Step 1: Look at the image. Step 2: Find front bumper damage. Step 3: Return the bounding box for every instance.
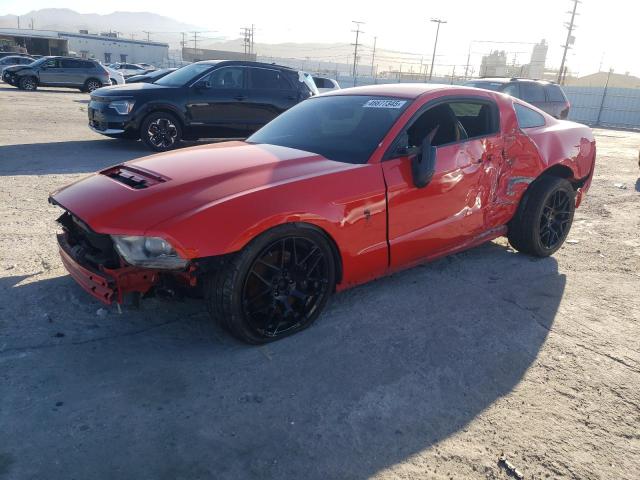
[57,231,160,304]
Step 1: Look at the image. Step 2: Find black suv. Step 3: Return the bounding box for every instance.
[88,60,319,151]
[3,56,110,92]
[464,78,570,119]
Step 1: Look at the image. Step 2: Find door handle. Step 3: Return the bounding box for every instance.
[234,95,247,101]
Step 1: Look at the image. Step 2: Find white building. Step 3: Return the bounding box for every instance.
[0,28,169,66]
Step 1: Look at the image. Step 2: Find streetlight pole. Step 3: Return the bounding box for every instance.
[429,18,447,81]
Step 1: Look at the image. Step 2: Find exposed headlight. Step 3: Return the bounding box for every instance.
[110,235,187,269]
[108,99,135,115]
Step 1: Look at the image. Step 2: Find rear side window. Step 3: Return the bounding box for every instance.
[545,85,566,102]
[314,77,330,88]
[502,83,519,97]
[520,83,546,103]
[20,58,33,64]
[250,68,292,90]
[514,103,546,128]
[61,59,81,68]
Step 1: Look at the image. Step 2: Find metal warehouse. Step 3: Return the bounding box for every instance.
[0,28,169,65]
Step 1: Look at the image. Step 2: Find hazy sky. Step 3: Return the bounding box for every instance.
[1,0,638,76]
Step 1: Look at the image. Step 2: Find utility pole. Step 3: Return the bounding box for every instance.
[464,42,472,79]
[351,21,364,87]
[429,18,447,81]
[558,0,580,84]
[251,24,255,56]
[143,31,151,42]
[370,36,377,77]
[191,31,200,51]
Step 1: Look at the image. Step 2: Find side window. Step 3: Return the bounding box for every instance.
[545,85,566,102]
[21,58,32,64]
[502,83,519,98]
[520,83,546,103]
[43,58,59,68]
[61,59,81,68]
[313,77,327,88]
[405,103,465,148]
[449,101,498,138]
[250,68,292,90]
[514,103,546,128]
[205,67,245,89]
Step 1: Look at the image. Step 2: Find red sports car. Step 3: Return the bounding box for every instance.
[50,84,596,343]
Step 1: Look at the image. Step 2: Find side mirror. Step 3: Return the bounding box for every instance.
[411,128,439,188]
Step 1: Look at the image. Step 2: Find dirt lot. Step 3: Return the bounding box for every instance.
[0,85,639,480]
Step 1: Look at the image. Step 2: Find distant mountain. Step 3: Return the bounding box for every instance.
[0,8,200,43]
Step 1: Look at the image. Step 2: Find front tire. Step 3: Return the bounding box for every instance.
[19,76,37,91]
[508,176,575,257]
[140,111,182,151]
[205,225,337,344]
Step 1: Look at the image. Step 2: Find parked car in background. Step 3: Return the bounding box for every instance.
[88,60,319,151]
[313,76,340,93]
[0,55,34,76]
[3,56,110,92]
[137,63,156,71]
[104,65,125,85]
[0,52,32,60]
[108,63,149,78]
[52,84,596,343]
[464,78,571,119]
[126,68,176,84]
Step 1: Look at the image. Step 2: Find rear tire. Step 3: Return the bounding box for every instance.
[140,111,183,152]
[19,76,37,91]
[84,78,102,93]
[205,224,336,344]
[508,176,575,257]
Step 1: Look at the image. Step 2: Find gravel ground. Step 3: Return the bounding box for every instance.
[0,85,639,480]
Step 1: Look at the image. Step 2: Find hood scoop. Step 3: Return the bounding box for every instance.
[101,165,168,190]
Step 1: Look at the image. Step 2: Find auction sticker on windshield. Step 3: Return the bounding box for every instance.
[363,99,407,108]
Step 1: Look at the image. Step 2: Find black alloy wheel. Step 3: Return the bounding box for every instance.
[19,76,37,91]
[242,236,331,338]
[206,225,337,344]
[85,79,102,92]
[539,189,572,249]
[141,112,183,151]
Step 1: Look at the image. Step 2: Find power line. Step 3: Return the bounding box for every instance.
[351,21,365,86]
[558,0,580,84]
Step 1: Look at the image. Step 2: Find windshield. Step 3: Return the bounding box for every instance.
[248,95,410,164]
[155,63,214,87]
[27,57,48,67]
[464,81,504,91]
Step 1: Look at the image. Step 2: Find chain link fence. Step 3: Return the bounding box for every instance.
[332,75,640,130]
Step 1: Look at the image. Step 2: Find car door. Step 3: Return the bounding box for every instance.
[39,58,64,84]
[381,97,504,269]
[186,66,252,137]
[59,58,84,85]
[245,67,299,131]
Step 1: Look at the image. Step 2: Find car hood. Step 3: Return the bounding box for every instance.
[90,82,173,97]
[4,64,31,73]
[50,142,362,235]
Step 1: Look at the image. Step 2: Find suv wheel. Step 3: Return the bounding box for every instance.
[19,76,37,91]
[141,112,183,151]
[84,79,102,93]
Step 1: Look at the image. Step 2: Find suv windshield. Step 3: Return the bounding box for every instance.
[155,63,215,87]
[248,95,409,164]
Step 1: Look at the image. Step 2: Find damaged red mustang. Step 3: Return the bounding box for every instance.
[50,84,596,343]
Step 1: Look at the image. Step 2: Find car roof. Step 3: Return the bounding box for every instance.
[472,77,558,85]
[193,60,298,72]
[322,83,460,99]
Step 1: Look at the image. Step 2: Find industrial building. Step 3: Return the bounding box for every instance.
[0,28,169,65]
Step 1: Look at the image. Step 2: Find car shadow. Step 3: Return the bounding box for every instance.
[0,86,85,94]
[0,139,225,176]
[0,139,151,176]
[0,242,565,479]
